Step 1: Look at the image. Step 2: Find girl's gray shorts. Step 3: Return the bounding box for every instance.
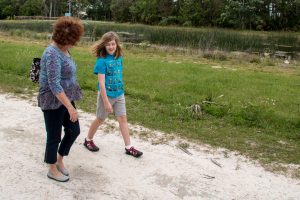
[96,93,126,119]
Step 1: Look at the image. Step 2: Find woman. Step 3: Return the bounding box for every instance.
[38,16,84,182]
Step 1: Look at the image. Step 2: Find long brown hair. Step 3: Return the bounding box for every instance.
[91,31,122,58]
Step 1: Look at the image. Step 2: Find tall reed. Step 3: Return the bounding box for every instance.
[0,20,299,53]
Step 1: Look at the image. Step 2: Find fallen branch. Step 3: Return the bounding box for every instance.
[210,158,222,168]
[202,100,217,104]
[202,174,215,179]
[176,144,193,155]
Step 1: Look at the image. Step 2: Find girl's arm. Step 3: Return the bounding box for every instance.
[98,74,113,113]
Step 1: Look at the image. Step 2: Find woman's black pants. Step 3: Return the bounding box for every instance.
[42,103,80,164]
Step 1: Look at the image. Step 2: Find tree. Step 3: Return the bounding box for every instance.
[20,0,43,16]
[110,0,134,22]
[2,5,15,18]
[72,0,90,18]
[178,0,204,26]
[158,0,174,18]
[0,0,25,19]
[201,0,224,27]
[219,0,264,30]
[86,0,112,20]
[269,0,300,30]
[0,0,298,30]
[130,0,160,24]
[39,0,69,17]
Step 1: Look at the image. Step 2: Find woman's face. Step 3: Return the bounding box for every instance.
[105,39,117,55]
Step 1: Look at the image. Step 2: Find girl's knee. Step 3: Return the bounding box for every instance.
[117,115,127,123]
[96,117,105,124]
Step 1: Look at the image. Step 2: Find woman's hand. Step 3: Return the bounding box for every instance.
[104,101,113,113]
[55,92,78,122]
[67,106,78,122]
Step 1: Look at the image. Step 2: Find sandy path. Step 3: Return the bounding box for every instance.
[0,93,299,200]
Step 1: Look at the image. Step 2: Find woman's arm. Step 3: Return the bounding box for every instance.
[55,92,78,122]
[45,51,78,122]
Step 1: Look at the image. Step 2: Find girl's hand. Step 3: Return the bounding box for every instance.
[104,101,113,113]
[67,106,78,122]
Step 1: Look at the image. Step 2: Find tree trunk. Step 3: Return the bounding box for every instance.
[53,1,56,17]
[49,1,52,18]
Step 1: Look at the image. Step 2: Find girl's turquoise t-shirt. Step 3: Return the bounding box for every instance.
[93,54,124,98]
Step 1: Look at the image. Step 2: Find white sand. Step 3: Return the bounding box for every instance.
[0,93,299,200]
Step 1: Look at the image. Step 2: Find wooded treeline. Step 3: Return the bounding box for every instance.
[0,0,299,31]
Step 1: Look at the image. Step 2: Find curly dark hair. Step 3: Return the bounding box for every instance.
[52,16,84,46]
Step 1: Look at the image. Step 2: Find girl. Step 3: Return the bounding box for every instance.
[84,31,143,158]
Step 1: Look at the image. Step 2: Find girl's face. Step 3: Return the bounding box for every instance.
[105,39,117,55]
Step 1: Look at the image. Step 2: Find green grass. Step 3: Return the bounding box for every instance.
[0,35,299,177]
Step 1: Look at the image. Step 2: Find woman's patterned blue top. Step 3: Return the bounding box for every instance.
[38,45,82,110]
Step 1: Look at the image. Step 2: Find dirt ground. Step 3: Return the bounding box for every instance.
[0,93,299,200]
